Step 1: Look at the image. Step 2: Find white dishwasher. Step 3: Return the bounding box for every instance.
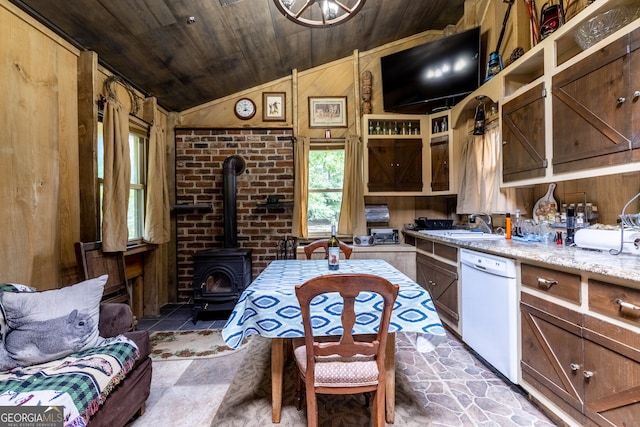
[460,248,518,384]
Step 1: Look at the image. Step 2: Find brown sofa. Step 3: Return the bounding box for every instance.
[89,303,152,426]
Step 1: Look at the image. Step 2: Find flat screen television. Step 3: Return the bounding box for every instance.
[381,27,481,114]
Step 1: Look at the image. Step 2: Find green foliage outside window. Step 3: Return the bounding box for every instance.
[308,148,344,234]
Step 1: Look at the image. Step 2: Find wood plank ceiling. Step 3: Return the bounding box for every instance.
[10,0,465,112]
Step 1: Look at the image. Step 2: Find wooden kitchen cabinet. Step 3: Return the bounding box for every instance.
[363,113,458,195]
[521,277,640,425]
[551,28,640,174]
[429,135,449,192]
[501,82,547,183]
[521,263,581,304]
[367,139,422,192]
[416,250,459,331]
[521,293,584,423]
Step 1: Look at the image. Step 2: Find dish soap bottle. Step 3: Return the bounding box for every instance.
[328,224,340,270]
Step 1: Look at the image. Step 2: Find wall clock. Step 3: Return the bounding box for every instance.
[234,98,256,120]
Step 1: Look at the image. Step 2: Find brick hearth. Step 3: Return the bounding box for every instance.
[174,128,294,302]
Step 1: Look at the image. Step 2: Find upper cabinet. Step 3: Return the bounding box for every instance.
[498,0,640,186]
[364,115,424,194]
[502,82,547,183]
[363,113,456,196]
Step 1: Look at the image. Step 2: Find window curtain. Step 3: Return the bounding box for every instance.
[457,124,515,214]
[144,106,170,244]
[292,136,310,238]
[338,134,366,235]
[102,97,131,252]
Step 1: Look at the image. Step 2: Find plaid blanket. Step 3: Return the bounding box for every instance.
[0,335,139,427]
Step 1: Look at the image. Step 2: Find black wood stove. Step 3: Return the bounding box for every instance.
[192,155,252,322]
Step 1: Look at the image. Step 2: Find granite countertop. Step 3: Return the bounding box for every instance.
[404,230,640,285]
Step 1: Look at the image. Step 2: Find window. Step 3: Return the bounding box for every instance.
[97,120,149,241]
[307,142,344,235]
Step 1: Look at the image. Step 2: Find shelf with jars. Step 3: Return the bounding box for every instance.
[365,116,422,137]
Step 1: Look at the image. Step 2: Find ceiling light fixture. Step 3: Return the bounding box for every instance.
[274,0,366,28]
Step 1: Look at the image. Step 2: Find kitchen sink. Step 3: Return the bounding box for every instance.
[418,229,505,241]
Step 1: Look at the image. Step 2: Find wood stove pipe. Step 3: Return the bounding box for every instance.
[222,155,246,248]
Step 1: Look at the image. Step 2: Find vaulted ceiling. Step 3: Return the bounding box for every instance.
[11,0,466,111]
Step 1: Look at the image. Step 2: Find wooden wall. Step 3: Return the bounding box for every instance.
[0,1,174,314]
[0,1,81,288]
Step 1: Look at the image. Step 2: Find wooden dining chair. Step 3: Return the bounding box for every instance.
[303,239,353,260]
[74,241,136,329]
[293,273,399,427]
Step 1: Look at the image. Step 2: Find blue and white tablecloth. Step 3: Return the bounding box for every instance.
[222,260,446,350]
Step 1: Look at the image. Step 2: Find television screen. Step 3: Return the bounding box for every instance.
[381,27,481,114]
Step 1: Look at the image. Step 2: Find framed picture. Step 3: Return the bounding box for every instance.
[308,96,347,128]
[262,92,286,121]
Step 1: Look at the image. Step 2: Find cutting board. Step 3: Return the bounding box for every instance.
[532,183,557,224]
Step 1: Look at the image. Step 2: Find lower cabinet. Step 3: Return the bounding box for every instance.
[416,247,459,332]
[521,291,640,426]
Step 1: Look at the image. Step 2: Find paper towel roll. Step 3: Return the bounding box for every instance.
[574,228,640,255]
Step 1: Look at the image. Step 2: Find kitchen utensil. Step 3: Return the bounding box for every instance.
[532,183,557,224]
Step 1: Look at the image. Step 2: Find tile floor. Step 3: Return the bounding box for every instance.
[134,303,559,426]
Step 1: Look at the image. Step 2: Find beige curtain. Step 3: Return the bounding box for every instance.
[292,136,310,237]
[338,134,366,235]
[457,124,515,214]
[144,107,170,244]
[102,98,131,252]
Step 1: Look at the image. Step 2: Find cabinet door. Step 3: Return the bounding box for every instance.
[521,294,585,423]
[367,140,396,192]
[502,82,547,182]
[416,254,458,326]
[582,315,640,426]
[631,27,640,153]
[394,140,423,191]
[430,135,449,192]
[552,33,632,173]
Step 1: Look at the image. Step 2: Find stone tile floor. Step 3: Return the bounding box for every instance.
[133,304,559,426]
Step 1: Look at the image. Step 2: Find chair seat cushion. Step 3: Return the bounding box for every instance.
[293,345,379,388]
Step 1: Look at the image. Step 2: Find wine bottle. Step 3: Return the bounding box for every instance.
[327,224,339,271]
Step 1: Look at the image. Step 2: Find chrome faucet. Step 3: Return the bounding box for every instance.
[469,212,493,233]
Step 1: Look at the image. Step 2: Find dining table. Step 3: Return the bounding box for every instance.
[221,259,446,424]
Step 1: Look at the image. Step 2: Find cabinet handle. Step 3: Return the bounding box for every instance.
[583,370,594,379]
[537,276,558,289]
[615,298,640,311]
[570,363,580,372]
[634,91,640,98]
[617,97,626,104]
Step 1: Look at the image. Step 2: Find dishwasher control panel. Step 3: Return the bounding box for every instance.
[460,249,516,278]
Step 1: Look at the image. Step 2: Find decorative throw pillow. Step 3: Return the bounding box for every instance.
[0,283,36,343]
[0,275,107,370]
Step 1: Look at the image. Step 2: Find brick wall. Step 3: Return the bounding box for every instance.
[174,128,295,302]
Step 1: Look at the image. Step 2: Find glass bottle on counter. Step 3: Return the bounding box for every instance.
[505,213,512,239]
[585,202,593,222]
[513,209,522,237]
[566,207,576,245]
[328,224,339,270]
